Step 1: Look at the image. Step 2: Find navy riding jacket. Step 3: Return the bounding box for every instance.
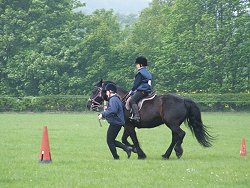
[132,67,152,93]
[101,95,125,126]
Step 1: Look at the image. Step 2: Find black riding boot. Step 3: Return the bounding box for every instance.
[130,104,140,122]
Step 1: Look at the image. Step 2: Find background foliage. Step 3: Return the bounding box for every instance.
[0,93,249,112]
[0,0,249,97]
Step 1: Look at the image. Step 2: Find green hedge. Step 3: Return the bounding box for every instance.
[0,93,249,112]
[182,93,250,111]
[0,96,89,112]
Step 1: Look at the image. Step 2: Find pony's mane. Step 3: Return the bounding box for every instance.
[103,80,116,85]
[94,79,128,94]
[93,80,115,87]
[103,80,128,93]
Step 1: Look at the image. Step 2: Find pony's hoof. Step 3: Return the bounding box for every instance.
[161,155,169,160]
[174,146,183,159]
[176,154,182,159]
[138,155,146,160]
[138,157,146,160]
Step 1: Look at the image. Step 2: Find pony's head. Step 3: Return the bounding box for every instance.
[86,85,103,111]
[87,79,116,111]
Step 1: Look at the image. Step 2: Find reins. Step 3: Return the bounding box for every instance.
[121,92,130,103]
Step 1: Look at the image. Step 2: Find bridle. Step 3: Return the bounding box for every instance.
[88,87,104,110]
[88,83,129,111]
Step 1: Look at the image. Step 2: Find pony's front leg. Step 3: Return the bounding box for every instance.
[125,124,146,159]
[121,127,132,146]
[121,127,137,153]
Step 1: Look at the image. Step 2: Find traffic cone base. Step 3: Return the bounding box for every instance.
[39,126,52,163]
[39,151,52,163]
[240,138,247,157]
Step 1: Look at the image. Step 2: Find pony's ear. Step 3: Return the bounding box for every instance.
[94,79,102,87]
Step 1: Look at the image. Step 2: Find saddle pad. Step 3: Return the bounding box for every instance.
[125,93,156,111]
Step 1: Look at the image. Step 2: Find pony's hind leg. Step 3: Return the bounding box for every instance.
[162,125,185,159]
[174,129,186,159]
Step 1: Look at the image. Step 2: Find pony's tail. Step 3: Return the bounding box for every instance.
[184,98,214,147]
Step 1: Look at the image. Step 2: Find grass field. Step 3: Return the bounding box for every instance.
[0,112,249,188]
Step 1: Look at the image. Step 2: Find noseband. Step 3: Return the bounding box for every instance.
[88,87,104,110]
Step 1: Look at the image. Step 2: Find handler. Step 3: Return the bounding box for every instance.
[98,83,132,160]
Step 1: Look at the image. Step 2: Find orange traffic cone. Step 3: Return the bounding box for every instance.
[39,126,52,163]
[240,138,247,157]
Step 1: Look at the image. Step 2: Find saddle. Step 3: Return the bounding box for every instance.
[125,91,156,111]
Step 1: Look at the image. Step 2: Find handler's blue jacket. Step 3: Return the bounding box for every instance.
[132,67,152,93]
[101,95,125,126]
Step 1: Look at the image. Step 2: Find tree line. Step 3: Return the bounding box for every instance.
[0,0,249,97]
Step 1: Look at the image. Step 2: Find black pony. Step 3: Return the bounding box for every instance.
[87,80,213,159]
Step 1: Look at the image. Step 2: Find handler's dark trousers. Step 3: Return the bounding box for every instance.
[129,91,148,120]
[107,125,127,159]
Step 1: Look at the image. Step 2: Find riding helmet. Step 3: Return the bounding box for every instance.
[135,56,148,66]
[105,83,117,93]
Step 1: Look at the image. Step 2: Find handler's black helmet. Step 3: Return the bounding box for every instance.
[105,83,117,93]
[135,56,148,66]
